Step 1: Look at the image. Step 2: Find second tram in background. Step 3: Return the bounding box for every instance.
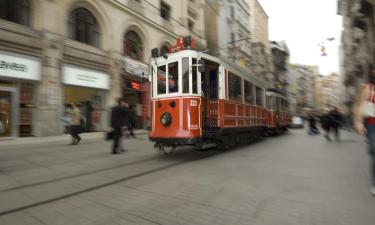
[149,37,291,153]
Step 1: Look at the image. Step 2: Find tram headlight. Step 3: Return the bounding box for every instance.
[160,112,172,127]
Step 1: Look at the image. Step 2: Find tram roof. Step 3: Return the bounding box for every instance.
[151,49,268,89]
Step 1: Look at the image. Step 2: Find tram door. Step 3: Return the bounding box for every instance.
[202,62,219,132]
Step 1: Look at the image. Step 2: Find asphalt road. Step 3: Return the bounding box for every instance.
[0,129,374,225]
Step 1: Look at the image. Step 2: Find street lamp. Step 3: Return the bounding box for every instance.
[318,37,335,56]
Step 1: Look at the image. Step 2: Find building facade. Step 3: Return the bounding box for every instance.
[205,0,252,70]
[337,0,374,110]
[315,73,341,112]
[248,0,273,83]
[249,0,270,51]
[271,41,289,93]
[0,0,207,138]
[288,64,319,116]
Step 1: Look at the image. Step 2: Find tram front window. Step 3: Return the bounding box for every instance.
[156,61,180,95]
[168,61,178,93]
[157,65,166,95]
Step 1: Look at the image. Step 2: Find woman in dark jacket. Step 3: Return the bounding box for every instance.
[308,112,319,135]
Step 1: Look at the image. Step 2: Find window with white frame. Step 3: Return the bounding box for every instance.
[228,72,242,102]
[255,86,264,107]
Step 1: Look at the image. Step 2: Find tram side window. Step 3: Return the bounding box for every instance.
[182,57,189,93]
[255,86,263,107]
[276,97,281,111]
[168,61,179,93]
[228,72,242,102]
[266,96,272,109]
[244,80,254,105]
[192,59,198,94]
[157,65,166,95]
[273,97,277,110]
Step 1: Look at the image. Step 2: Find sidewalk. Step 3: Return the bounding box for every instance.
[0,129,149,147]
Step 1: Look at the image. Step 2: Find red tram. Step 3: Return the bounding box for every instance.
[149,37,291,153]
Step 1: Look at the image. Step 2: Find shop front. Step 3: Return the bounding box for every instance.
[123,57,150,129]
[62,64,109,133]
[0,51,41,138]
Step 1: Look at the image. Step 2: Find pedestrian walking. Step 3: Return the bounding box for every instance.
[353,76,375,196]
[307,111,319,135]
[328,107,343,142]
[68,103,82,145]
[127,104,137,138]
[320,110,331,141]
[110,98,129,154]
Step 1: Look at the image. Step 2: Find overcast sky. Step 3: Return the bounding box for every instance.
[258,0,343,75]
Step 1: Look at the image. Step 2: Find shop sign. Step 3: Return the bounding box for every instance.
[130,81,140,90]
[0,51,41,81]
[124,57,149,77]
[62,64,109,90]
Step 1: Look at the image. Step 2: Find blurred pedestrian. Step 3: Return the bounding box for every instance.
[110,98,129,154]
[308,111,320,135]
[328,107,343,142]
[68,103,82,145]
[127,104,136,138]
[353,74,375,196]
[343,113,353,131]
[320,110,331,141]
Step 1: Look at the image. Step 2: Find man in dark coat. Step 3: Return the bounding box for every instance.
[110,98,129,154]
[328,107,343,142]
[127,104,137,138]
[320,111,331,141]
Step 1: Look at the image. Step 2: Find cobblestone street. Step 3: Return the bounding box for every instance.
[0,129,374,225]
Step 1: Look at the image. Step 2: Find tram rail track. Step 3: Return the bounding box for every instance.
[0,155,157,193]
[0,149,219,216]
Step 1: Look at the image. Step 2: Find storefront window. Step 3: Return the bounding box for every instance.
[19,83,33,137]
[0,90,12,137]
[64,86,107,132]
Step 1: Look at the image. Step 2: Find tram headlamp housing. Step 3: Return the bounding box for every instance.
[160,112,172,127]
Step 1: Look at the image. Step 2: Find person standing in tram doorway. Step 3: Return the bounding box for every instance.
[69,103,82,145]
[110,98,129,154]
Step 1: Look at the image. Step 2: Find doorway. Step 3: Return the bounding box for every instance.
[202,61,219,130]
[0,87,17,137]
